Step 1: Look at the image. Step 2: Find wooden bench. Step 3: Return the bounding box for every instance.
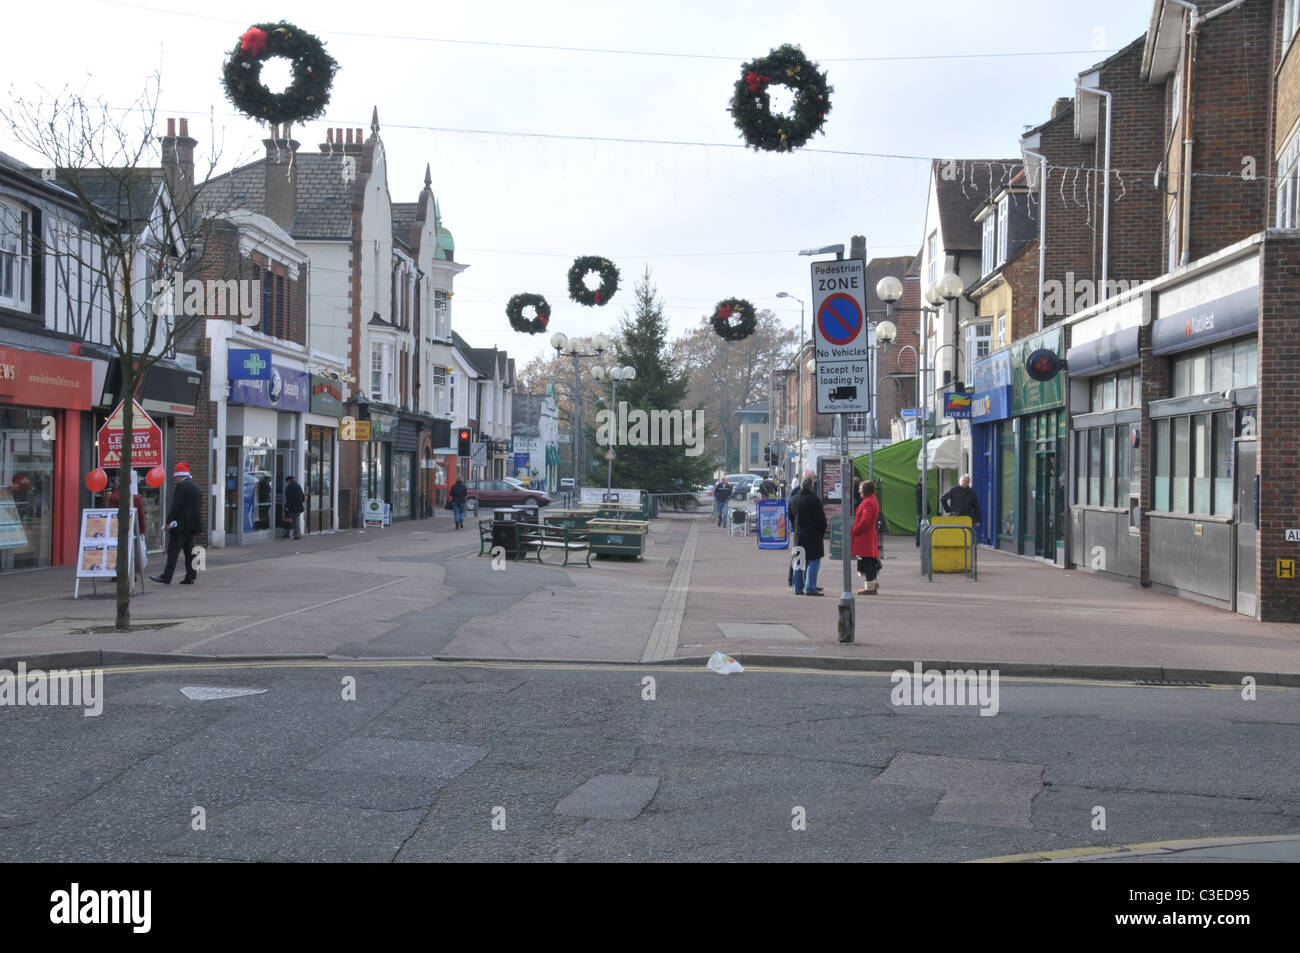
[517,522,592,567]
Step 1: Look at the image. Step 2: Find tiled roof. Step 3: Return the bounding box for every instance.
[201,151,355,241]
[392,203,417,247]
[934,159,1022,251]
[59,168,165,225]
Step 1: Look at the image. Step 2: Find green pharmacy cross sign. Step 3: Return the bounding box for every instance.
[229,348,273,381]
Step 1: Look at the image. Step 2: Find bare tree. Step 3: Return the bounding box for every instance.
[1,76,231,629]
[671,309,796,470]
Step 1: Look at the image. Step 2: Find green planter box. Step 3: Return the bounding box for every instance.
[587,519,648,559]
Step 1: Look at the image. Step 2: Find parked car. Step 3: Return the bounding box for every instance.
[725,473,759,499]
[465,480,551,509]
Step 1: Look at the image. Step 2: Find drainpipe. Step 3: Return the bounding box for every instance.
[1023,149,1048,330]
[1075,84,1112,302]
[1167,0,1248,267]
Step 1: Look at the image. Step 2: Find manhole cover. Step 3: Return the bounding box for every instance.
[716,622,808,642]
[180,686,268,700]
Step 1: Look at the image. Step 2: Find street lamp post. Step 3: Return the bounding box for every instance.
[551,331,610,504]
[869,319,899,481]
[592,363,636,501]
[775,291,804,484]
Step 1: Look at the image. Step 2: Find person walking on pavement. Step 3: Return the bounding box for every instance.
[713,476,733,528]
[150,462,203,586]
[789,476,826,596]
[851,479,882,596]
[940,473,982,525]
[282,475,305,539]
[786,469,813,589]
[449,478,468,529]
[915,477,931,547]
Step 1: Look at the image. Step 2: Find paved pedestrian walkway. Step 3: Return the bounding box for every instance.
[0,512,1297,684]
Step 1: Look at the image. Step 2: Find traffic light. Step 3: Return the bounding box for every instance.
[457,428,472,456]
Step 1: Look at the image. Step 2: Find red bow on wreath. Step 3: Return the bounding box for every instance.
[717,304,733,321]
[744,71,771,94]
[539,315,549,327]
[593,291,603,305]
[240,27,269,58]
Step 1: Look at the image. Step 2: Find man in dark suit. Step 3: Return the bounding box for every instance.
[151,462,204,585]
[283,475,305,539]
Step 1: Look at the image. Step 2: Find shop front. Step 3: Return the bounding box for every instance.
[1146,256,1258,613]
[225,362,307,544]
[305,373,343,534]
[0,345,93,572]
[1066,295,1144,582]
[1006,327,1067,563]
[432,451,456,509]
[969,349,1012,549]
[359,409,397,520]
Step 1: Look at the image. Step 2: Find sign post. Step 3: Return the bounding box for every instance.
[811,254,868,645]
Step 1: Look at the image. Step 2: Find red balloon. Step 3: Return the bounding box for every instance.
[85,468,108,493]
[146,465,166,488]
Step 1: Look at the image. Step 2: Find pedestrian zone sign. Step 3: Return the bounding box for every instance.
[811,257,870,414]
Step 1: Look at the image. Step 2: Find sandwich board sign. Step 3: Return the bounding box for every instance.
[811,258,870,414]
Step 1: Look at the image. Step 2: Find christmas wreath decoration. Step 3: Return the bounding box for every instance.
[710,298,757,342]
[222,21,339,125]
[506,293,552,335]
[728,44,832,153]
[567,256,620,307]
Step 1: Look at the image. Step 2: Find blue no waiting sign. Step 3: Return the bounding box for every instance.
[817,293,862,346]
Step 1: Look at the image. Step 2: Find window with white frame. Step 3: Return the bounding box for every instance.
[996,196,1009,266]
[996,312,1008,349]
[432,366,447,416]
[981,214,995,276]
[1170,64,1182,129]
[965,322,992,383]
[1287,0,1300,52]
[0,200,33,310]
[434,289,449,338]
[926,233,938,288]
[1277,130,1300,229]
[370,340,394,403]
[449,373,456,413]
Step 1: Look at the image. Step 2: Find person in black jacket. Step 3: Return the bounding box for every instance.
[151,462,203,585]
[283,475,305,539]
[789,477,826,595]
[449,478,468,529]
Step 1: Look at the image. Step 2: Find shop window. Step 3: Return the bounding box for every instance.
[1116,428,1131,503]
[0,407,54,571]
[0,200,32,310]
[1000,425,1016,538]
[1232,338,1257,389]
[1075,431,1087,505]
[1192,415,1211,513]
[1103,376,1116,410]
[1117,372,1131,409]
[1102,427,1116,508]
[1154,418,1170,512]
[1171,417,1189,511]
[1088,429,1101,504]
[1172,339,1256,397]
[1212,412,1233,514]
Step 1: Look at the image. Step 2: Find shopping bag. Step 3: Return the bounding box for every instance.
[707,651,744,675]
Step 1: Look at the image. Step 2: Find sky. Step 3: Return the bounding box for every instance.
[3,0,1155,369]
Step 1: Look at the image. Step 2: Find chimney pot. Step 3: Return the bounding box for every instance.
[326,128,333,144]
[345,129,353,145]
[355,128,362,143]
[179,117,188,137]
[167,118,176,137]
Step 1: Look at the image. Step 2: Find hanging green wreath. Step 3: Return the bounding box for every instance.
[710,298,757,342]
[728,44,832,153]
[506,293,552,335]
[222,21,339,125]
[567,256,620,307]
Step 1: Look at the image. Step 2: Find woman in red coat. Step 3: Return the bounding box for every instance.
[850,479,882,595]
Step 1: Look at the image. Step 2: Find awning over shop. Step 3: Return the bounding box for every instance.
[917,434,962,471]
[545,445,561,466]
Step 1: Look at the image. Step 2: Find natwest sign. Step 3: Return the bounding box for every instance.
[98,399,162,468]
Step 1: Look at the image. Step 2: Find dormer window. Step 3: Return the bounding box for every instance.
[981,213,995,276]
[0,200,32,311]
[996,196,1009,266]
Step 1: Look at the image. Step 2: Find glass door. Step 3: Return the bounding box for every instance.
[1235,439,1257,617]
[1035,448,1057,559]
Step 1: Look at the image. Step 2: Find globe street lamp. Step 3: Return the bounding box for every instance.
[593,363,636,501]
[551,331,610,502]
[876,272,964,536]
[869,318,898,481]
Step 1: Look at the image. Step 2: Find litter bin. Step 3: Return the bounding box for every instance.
[929,515,974,572]
[587,518,649,559]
